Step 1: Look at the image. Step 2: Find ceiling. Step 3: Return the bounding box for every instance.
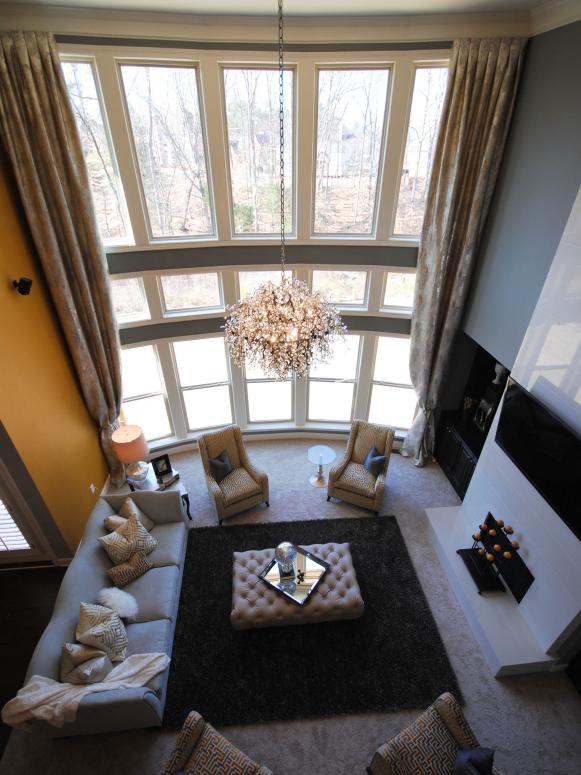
[6,0,545,16]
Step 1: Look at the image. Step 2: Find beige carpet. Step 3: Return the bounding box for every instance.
[2,440,581,775]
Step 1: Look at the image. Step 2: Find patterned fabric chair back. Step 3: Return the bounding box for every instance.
[198,425,241,472]
[351,421,391,464]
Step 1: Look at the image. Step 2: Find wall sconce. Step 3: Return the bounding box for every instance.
[12,277,33,295]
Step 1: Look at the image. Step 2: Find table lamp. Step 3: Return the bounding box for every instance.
[111,425,150,485]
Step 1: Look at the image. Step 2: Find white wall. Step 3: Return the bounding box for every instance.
[463,185,581,656]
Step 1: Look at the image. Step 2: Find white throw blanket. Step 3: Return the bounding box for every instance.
[1,653,170,729]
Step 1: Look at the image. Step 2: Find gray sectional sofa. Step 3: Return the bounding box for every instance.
[24,490,188,737]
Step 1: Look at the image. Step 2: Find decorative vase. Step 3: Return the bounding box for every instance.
[275,541,297,578]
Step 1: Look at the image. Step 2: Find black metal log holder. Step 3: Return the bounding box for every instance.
[457,512,535,603]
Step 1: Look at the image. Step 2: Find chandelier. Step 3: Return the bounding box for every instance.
[224,0,345,381]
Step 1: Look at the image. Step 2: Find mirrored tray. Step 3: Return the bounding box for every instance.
[259,546,329,606]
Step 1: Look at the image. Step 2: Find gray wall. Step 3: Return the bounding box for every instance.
[463,21,581,370]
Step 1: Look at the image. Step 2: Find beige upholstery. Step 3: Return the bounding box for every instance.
[231,542,364,630]
[328,420,395,514]
[163,710,272,775]
[197,425,269,524]
[367,692,502,775]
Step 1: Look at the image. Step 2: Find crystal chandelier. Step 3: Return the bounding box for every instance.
[224,0,345,381]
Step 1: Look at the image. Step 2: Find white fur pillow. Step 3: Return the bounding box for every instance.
[97,588,139,621]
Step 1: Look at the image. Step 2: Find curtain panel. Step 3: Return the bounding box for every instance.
[0,31,124,484]
[402,37,527,466]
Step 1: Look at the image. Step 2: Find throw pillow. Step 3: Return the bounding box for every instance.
[97,587,139,620]
[107,551,153,588]
[454,748,495,775]
[76,602,128,663]
[59,643,112,684]
[98,514,158,564]
[209,449,234,484]
[117,498,155,531]
[363,446,386,479]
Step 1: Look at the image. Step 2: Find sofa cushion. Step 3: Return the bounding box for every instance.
[125,619,173,694]
[336,462,376,498]
[123,565,181,623]
[118,498,155,531]
[149,522,187,568]
[219,468,261,506]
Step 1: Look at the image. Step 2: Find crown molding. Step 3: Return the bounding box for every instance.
[530,0,581,35]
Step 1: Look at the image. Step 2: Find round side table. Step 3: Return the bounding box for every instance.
[307,444,336,488]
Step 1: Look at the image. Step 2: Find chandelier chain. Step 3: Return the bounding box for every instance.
[278,0,286,275]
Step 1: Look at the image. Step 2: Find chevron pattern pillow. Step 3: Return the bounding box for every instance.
[76,603,128,662]
[107,551,153,588]
[98,513,158,564]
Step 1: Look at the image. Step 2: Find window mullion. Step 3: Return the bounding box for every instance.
[353,333,376,421]
[375,57,415,242]
[367,269,384,314]
[296,59,315,241]
[141,274,163,322]
[93,52,150,246]
[156,341,188,440]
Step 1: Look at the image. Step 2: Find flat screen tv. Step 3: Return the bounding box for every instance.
[495,379,581,541]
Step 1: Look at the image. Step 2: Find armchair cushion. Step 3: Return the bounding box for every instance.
[209,449,234,484]
[336,462,376,498]
[363,446,385,479]
[219,467,262,506]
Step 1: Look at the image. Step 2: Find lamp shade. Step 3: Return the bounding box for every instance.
[111,425,149,464]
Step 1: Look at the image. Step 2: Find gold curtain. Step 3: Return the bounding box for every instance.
[401,37,527,466]
[0,32,124,484]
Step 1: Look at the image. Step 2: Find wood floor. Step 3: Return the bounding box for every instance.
[0,566,66,758]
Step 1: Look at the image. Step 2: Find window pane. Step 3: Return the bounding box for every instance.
[183,385,232,430]
[173,338,228,387]
[111,278,150,322]
[61,61,129,244]
[120,64,213,239]
[383,272,416,308]
[308,382,354,422]
[368,384,417,429]
[224,68,293,234]
[247,381,292,422]
[310,335,360,380]
[314,69,389,235]
[0,498,31,552]
[393,67,448,236]
[239,270,292,299]
[160,273,221,311]
[312,270,367,305]
[374,337,412,385]
[121,346,163,398]
[120,395,171,440]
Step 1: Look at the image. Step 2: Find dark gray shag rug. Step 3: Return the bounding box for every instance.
[164,516,461,728]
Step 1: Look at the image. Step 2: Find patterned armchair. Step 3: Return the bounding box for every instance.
[367,693,502,775]
[198,425,269,525]
[327,420,395,515]
[163,711,273,775]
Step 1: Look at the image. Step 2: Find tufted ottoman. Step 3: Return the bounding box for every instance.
[230,542,364,629]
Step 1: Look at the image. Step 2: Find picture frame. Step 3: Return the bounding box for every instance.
[151,454,172,482]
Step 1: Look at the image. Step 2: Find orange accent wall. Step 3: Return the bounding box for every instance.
[0,156,108,553]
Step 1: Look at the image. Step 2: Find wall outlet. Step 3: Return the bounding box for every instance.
[89,483,96,494]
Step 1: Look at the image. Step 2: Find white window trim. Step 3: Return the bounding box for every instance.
[306,334,363,424]
[367,333,418,431]
[157,269,225,318]
[379,266,417,317]
[120,341,174,441]
[309,267,370,311]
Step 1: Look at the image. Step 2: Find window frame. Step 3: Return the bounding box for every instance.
[111,274,151,324]
[368,334,417,431]
[244,368,295,424]
[380,267,417,316]
[119,343,174,441]
[307,334,362,423]
[309,267,370,310]
[157,269,224,317]
[220,63,297,240]
[170,334,235,432]
[116,56,217,244]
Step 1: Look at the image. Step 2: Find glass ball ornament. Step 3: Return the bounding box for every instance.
[275,541,297,577]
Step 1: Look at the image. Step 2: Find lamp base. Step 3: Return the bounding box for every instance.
[126,460,149,484]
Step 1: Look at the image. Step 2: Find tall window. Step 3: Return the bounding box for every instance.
[160,272,222,313]
[120,345,172,440]
[393,66,448,237]
[223,68,294,235]
[314,68,390,235]
[368,336,416,429]
[61,60,131,245]
[383,271,416,310]
[111,277,150,323]
[0,498,31,553]
[120,64,214,240]
[238,270,292,299]
[245,361,293,423]
[308,335,361,422]
[172,337,232,430]
[312,270,368,306]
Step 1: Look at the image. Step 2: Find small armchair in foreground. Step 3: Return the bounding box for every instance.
[367,692,502,775]
[327,420,395,515]
[163,711,273,775]
[198,424,269,525]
